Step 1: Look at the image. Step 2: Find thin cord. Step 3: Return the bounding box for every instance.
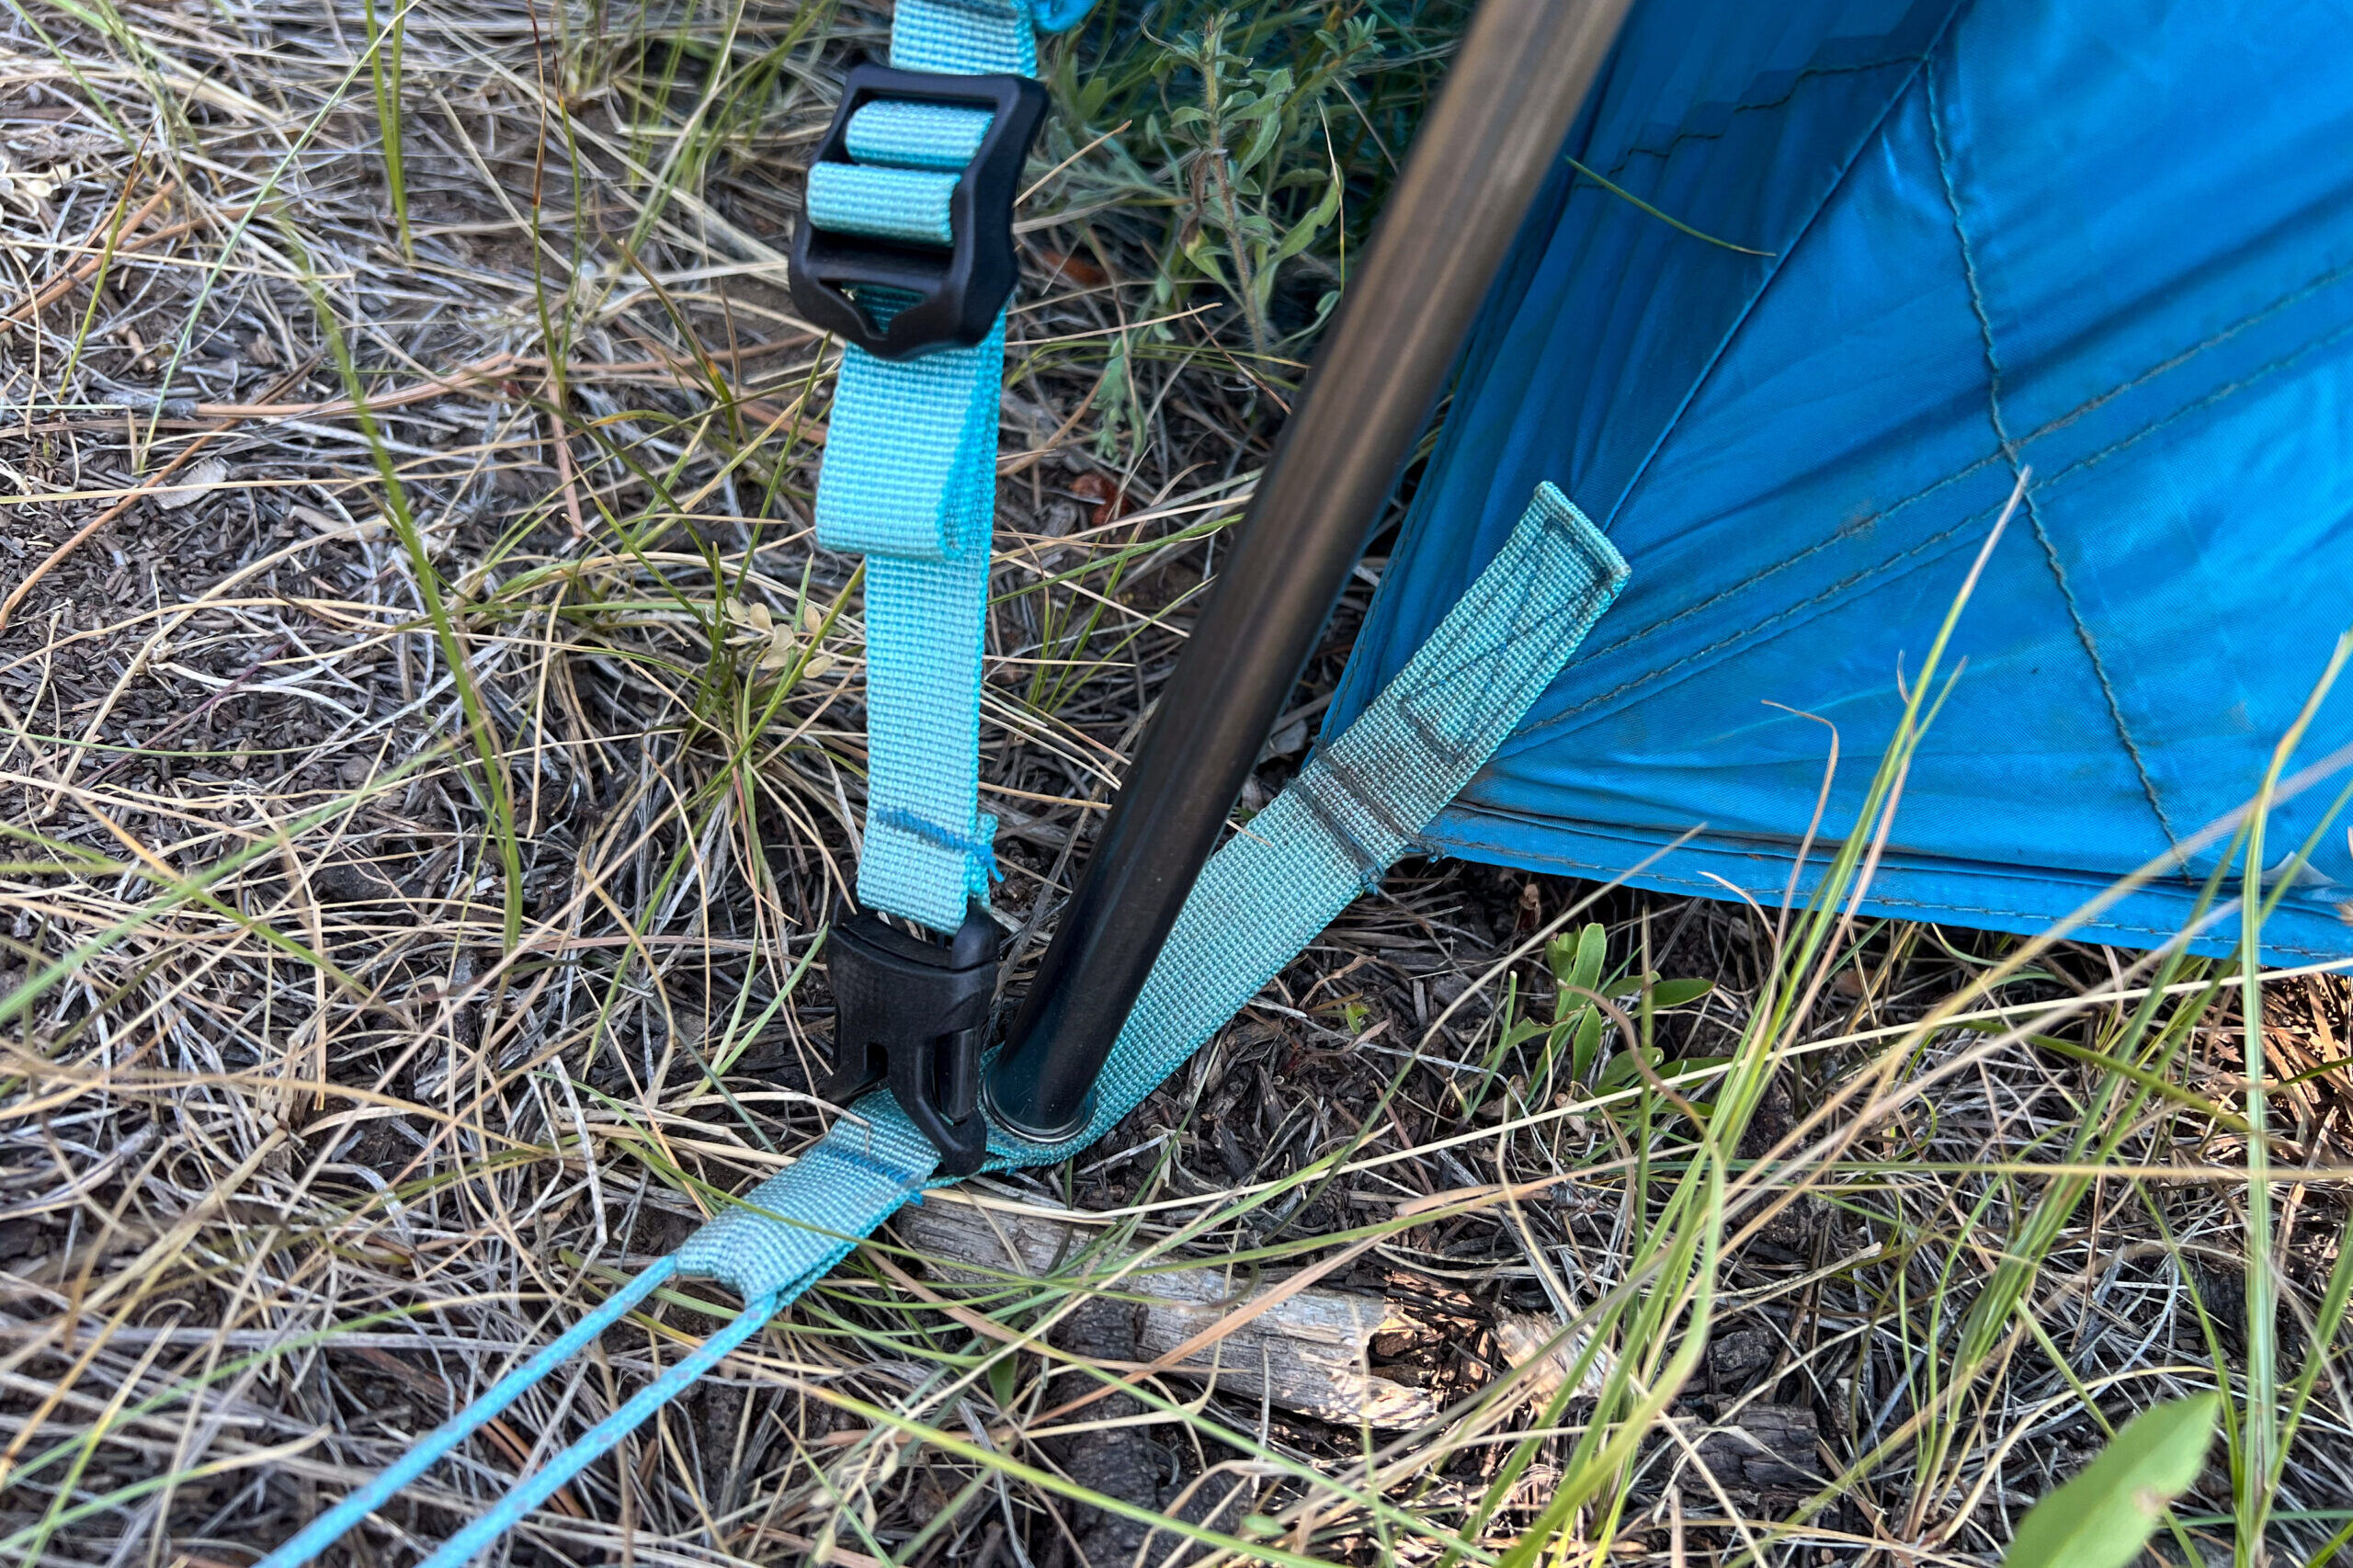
[258,1258,680,1568]
[414,1290,781,1568]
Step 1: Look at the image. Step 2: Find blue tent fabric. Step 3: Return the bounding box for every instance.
[1328,0,2353,960]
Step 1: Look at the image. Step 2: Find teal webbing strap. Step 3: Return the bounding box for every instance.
[260,6,1051,1563]
[847,101,996,168]
[892,0,1041,74]
[806,162,963,244]
[811,0,1040,933]
[262,483,1626,1565]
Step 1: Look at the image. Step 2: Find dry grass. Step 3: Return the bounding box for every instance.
[0,2,2348,1565]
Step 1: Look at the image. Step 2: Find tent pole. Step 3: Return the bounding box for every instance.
[983,0,1634,1142]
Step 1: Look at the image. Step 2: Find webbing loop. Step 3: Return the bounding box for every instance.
[264,5,1058,1558]
[798,0,1051,933]
[681,482,1629,1286]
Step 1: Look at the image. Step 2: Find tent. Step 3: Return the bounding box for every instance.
[1324,0,2353,962]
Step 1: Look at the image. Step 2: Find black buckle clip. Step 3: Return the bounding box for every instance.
[790,62,1050,361]
[823,900,1001,1175]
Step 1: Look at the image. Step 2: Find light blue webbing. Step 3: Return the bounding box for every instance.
[806,162,962,245]
[809,0,1044,933]
[261,483,1627,1566]
[846,102,995,170]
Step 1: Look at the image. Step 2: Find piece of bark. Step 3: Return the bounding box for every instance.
[893,1199,1446,1427]
[1680,1400,1821,1492]
[1040,1295,1157,1568]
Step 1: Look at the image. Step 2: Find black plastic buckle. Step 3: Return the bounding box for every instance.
[823,900,1001,1175]
[790,62,1050,361]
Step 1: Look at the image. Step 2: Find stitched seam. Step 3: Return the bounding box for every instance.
[1520,290,2353,744]
[1402,562,1615,706]
[1405,589,1587,699]
[1595,45,1946,182]
[1319,752,1415,846]
[1584,21,1965,542]
[1399,704,1475,771]
[1513,0,2351,744]
[2010,252,2353,450]
[1927,67,2181,853]
[1294,765,1405,885]
[1429,812,2341,956]
[872,805,996,865]
[1522,508,1990,734]
[1328,31,1953,736]
[2039,308,2353,489]
[1560,256,2353,677]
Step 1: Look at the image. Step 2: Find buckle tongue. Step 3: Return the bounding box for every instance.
[790,62,1050,361]
[822,899,1000,1175]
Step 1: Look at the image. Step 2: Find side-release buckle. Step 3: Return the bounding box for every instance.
[823,900,1000,1175]
[790,62,1050,360]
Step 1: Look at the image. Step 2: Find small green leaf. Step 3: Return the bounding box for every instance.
[1569,926,1606,995]
[1182,233,1231,290]
[1549,922,1606,994]
[1267,172,1344,273]
[1540,932,1577,985]
[986,1354,1017,1413]
[1608,969,1658,1001]
[1595,1048,1657,1096]
[1569,1007,1605,1087]
[1501,1018,1549,1052]
[2001,1393,2218,1568]
[1649,978,1715,1008]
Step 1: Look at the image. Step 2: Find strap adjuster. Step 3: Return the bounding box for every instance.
[790,62,1049,361]
[821,899,1001,1174]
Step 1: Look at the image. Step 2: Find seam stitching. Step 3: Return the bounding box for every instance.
[1428,811,2341,955]
[1515,288,2353,744]
[1595,48,1941,182]
[1925,66,2181,853]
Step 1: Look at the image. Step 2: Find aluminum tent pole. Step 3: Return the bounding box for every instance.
[984,0,1636,1142]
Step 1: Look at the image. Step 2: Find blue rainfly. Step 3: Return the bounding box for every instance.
[1328,0,2353,962]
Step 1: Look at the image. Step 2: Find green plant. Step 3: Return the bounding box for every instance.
[1142,13,1366,354]
[362,0,411,256]
[1028,2,1469,455]
[2002,1394,2219,1568]
[1483,920,1716,1120]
